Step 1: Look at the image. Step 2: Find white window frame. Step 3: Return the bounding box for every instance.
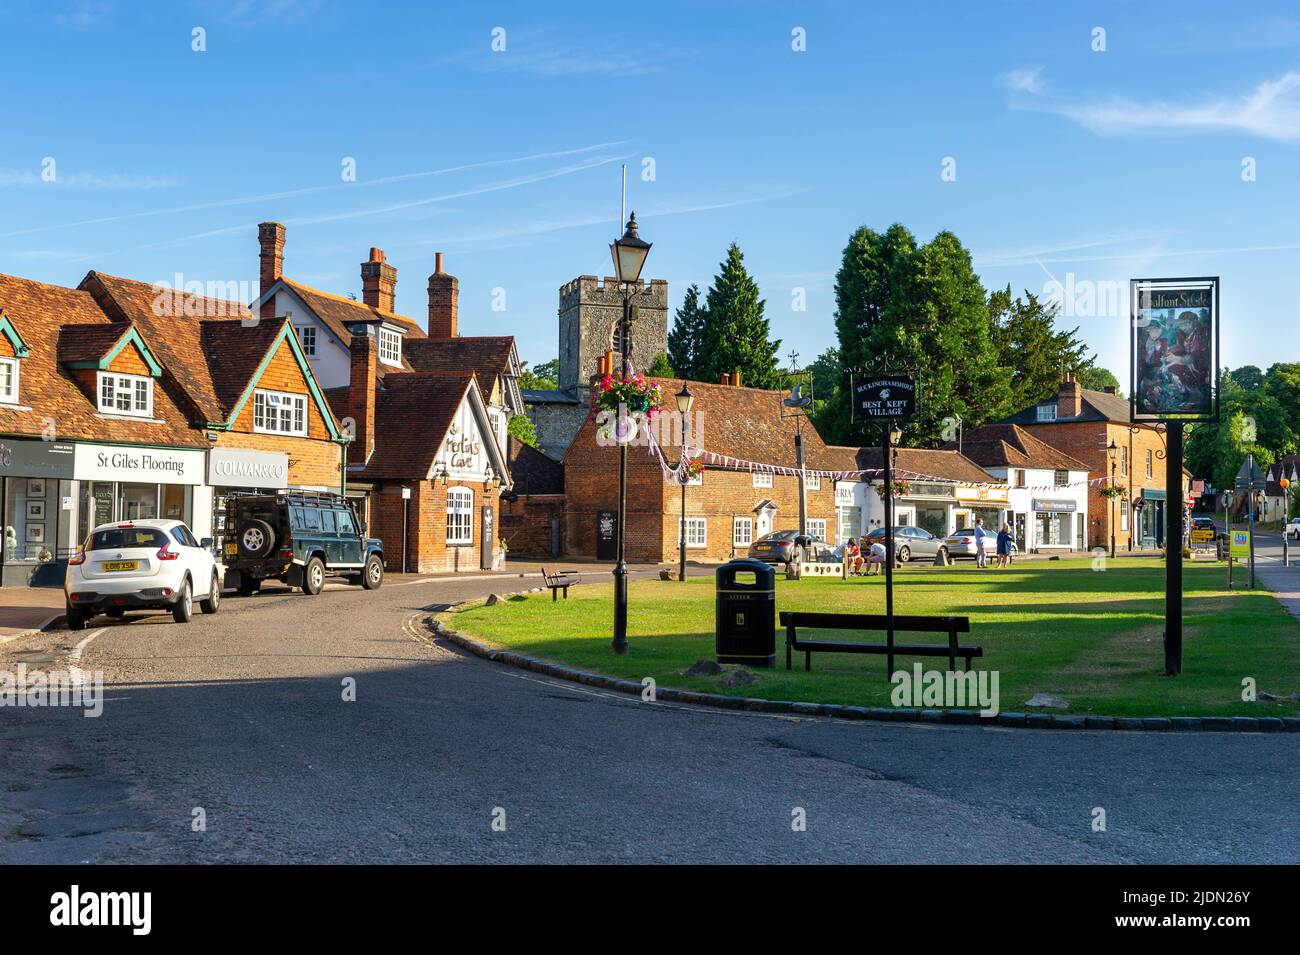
[806,518,828,541]
[805,473,821,491]
[733,517,753,547]
[0,357,18,404]
[1120,498,1129,532]
[447,487,473,545]
[297,324,317,357]
[752,471,773,489]
[1036,404,1057,422]
[678,516,706,548]
[253,389,307,436]
[378,326,402,366]
[97,371,153,417]
[1121,446,1128,478]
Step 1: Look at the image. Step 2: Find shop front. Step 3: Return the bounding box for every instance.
[204,448,290,551]
[952,484,1010,537]
[0,439,77,586]
[1031,498,1083,550]
[72,443,206,544]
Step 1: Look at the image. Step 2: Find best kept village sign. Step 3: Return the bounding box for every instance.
[856,375,918,420]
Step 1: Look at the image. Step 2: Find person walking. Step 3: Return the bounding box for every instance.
[996,522,1013,569]
[973,517,988,569]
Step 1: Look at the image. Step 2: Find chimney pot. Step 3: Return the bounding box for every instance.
[435,252,444,274]
[361,249,397,313]
[369,247,384,263]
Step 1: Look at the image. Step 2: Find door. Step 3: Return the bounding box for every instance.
[480,505,495,570]
[1013,512,1027,551]
[333,507,363,567]
[756,508,773,538]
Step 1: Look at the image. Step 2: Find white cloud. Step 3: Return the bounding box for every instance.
[0,168,179,189]
[1025,70,1300,141]
[1002,67,1045,95]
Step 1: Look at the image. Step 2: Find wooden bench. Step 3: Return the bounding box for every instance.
[779,611,981,673]
[541,566,579,601]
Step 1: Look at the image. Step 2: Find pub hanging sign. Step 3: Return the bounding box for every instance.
[856,375,918,420]
[1130,277,1219,422]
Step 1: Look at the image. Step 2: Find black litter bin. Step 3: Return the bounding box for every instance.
[716,558,776,667]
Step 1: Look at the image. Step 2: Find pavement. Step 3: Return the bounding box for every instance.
[1,559,1297,864]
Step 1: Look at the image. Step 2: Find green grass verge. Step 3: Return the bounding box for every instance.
[441,559,1300,718]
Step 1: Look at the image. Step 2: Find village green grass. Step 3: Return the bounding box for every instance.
[442,558,1300,718]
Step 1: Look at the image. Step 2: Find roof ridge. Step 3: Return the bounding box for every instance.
[282,276,420,326]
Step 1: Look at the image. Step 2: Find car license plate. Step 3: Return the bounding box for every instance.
[225,543,238,556]
[101,560,138,572]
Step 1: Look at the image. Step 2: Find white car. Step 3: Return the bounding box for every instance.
[1289,518,1300,541]
[64,519,223,630]
[944,527,999,560]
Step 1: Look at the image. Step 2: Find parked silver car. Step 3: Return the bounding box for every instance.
[944,527,999,560]
[863,526,948,563]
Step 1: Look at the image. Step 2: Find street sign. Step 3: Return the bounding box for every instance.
[856,375,917,420]
[1234,454,1266,491]
[1230,529,1250,558]
[1191,528,1215,544]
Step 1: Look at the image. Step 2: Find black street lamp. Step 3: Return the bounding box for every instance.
[676,380,694,582]
[609,213,651,655]
[1107,439,1118,559]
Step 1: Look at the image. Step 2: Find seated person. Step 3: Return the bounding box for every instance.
[844,539,864,574]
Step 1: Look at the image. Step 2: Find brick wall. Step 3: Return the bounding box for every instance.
[228,337,334,441]
[367,479,502,573]
[500,494,563,558]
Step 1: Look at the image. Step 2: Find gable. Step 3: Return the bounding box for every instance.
[435,381,508,484]
[0,312,29,358]
[223,324,343,440]
[107,338,156,376]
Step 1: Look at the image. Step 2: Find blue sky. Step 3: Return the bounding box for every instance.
[2,0,1298,384]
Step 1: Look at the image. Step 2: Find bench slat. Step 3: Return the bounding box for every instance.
[779,611,969,633]
[789,640,982,657]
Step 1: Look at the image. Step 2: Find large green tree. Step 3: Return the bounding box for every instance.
[822,224,1010,446]
[1185,368,1294,488]
[666,283,706,380]
[697,243,782,389]
[988,285,1095,409]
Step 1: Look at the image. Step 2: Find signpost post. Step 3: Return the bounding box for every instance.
[854,365,918,678]
[1234,454,1265,590]
[1131,277,1220,677]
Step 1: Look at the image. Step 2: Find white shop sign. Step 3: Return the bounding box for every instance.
[207,448,289,488]
[73,444,206,485]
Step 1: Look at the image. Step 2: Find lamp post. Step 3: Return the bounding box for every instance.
[883,420,903,676]
[608,213,651,655]
[1107,439,1118,559]
[676,380,694,583]
[1282,477,1291,568]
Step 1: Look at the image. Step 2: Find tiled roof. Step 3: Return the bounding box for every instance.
[81,271,250,423]
[403,336,514,382]
[942,423,1091,472]
[0,272,203,446]
[507,436,564,495]
[200,318,292,414]
[639,377,833,469]
[819,445,997,484]
[344,373,474,480]
[280,278,425,360]
[55,322,134,365]
[1001,387,1134,426]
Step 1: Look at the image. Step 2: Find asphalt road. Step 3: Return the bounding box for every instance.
[2,568,1297,864]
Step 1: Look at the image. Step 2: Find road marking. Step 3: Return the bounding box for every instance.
[67,627,105,688]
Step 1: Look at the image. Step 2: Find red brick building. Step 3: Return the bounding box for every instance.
[998,372,1189,549]
[562,376,836,563]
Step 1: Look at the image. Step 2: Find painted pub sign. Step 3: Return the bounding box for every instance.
[1130,277,1219,422]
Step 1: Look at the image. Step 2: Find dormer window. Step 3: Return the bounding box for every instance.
[378,326,402,366]
[1035,404,1057,422]
[0,357,19,404]
[97,371,153,417]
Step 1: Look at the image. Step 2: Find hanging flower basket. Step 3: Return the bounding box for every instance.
[875,478,911,500]
[676,457,704,484]
[1098,484,1126,500]
[594,373,666,420]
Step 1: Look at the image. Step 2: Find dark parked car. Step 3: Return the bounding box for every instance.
[223,491,384,596]
[864,525,948,563]
[747,530,834,569]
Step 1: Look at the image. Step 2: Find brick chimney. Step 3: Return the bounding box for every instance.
[347,325,377,466]
[360,248,397,313]
[258,222,285,321]
[427,252,458,339]
[1057,371,1082,419]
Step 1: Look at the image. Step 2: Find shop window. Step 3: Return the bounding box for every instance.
[378,326,402,366]
[733,517,753,547]
[752,472,772,489]
[447,487,473,544]
[297,325,316,357]
[254,389,307,436]
[0,357,19,404]
[836,506,861,544]
[806,518,827,541]
[97,371,152,417]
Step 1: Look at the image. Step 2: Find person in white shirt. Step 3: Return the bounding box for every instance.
[866,540,887,576]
